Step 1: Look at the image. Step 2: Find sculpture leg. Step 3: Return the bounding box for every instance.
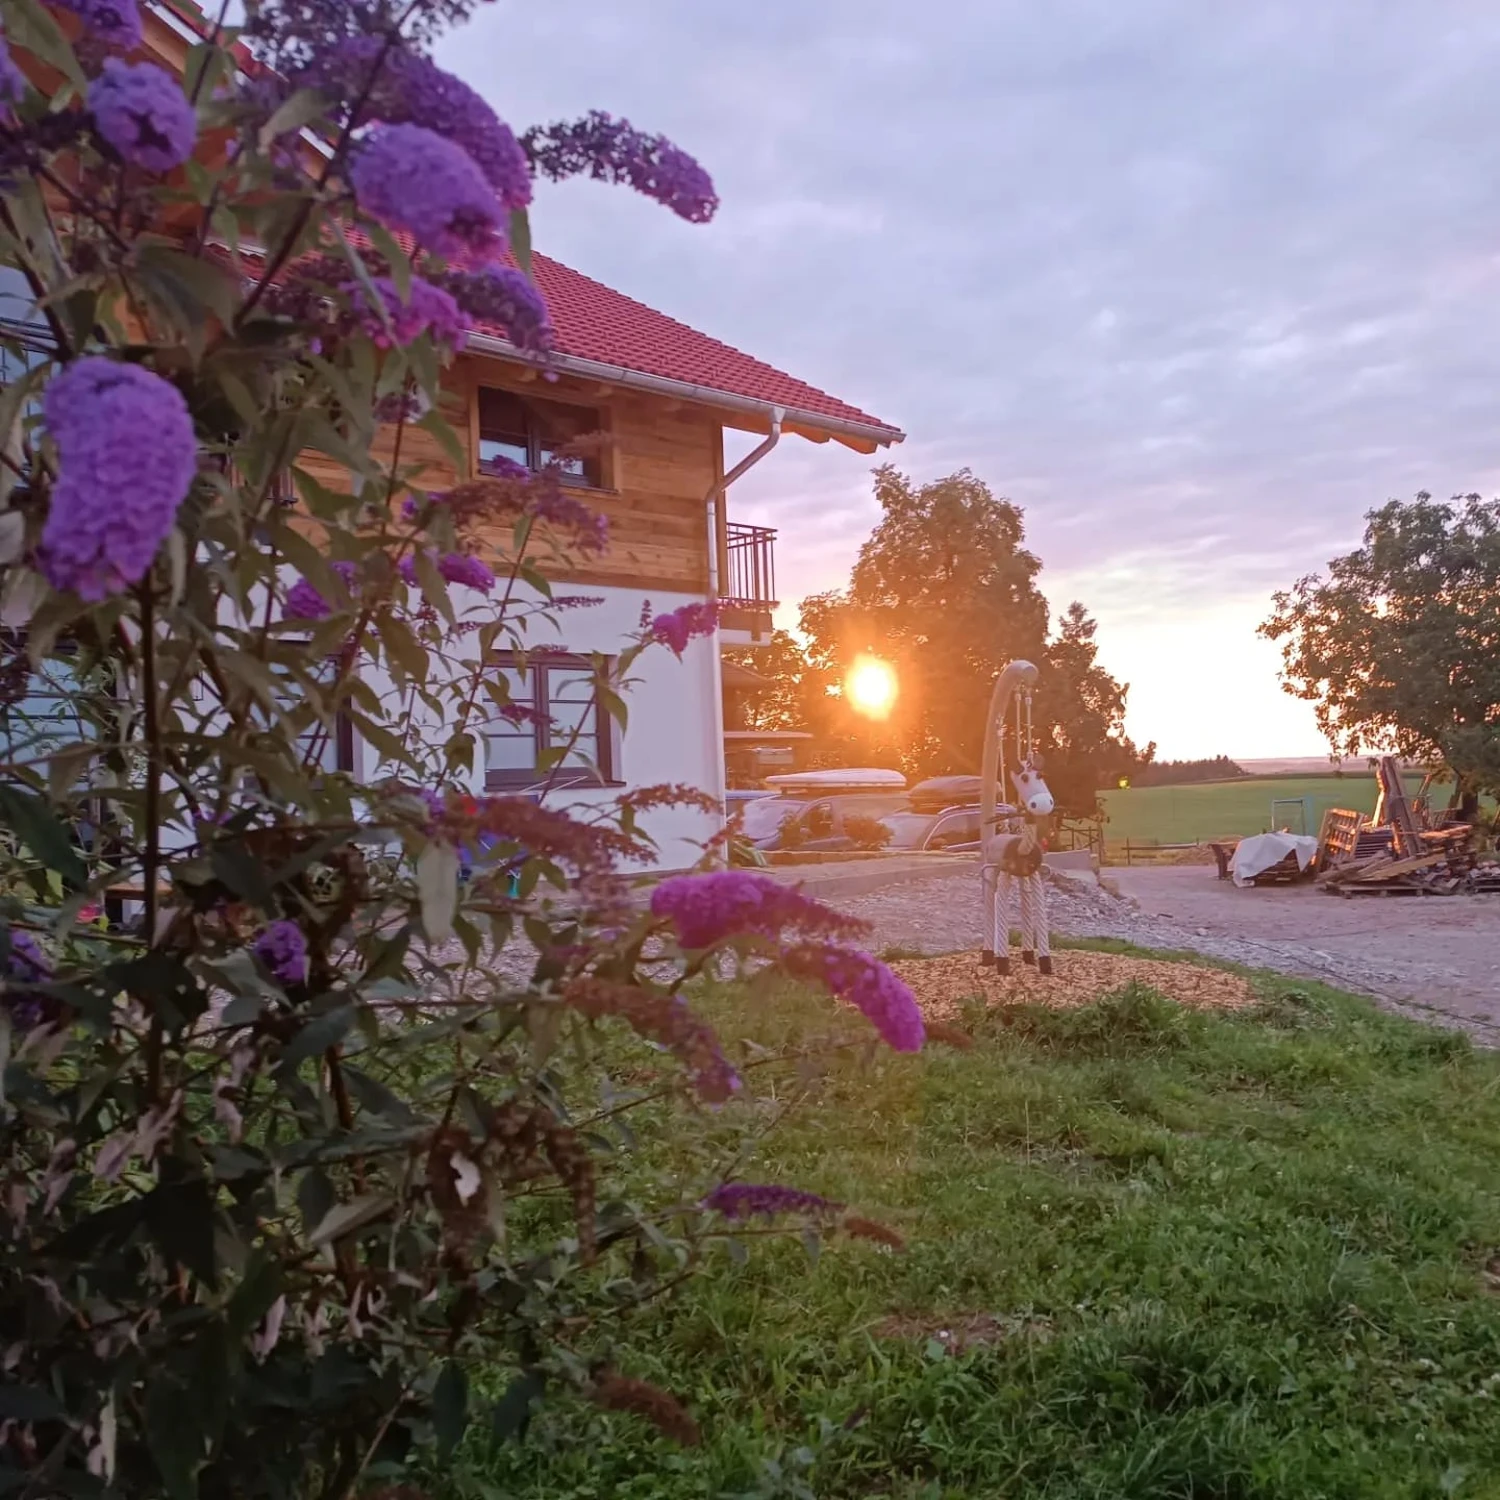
[1018,875,1036,965]
[979,863,996,968]
[994,870,1013,976]
[1034,874,1053,976]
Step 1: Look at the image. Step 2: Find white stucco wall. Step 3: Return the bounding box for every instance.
[349,581,725,873]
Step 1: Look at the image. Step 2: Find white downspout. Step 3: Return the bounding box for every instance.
[704,408,784,859]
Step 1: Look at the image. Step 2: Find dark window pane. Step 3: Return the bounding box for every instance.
[479,435,530,472]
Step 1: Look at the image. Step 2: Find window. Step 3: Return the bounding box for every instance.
[272,659,356,775]
[477,387,603,489]
[0,264,52,425]
[484,653,616,789]
[0,641,94,766]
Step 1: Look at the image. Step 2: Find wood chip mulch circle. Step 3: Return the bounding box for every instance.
[889,949,1255,1021]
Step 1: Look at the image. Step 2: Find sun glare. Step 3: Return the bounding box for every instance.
[845,655,898,720]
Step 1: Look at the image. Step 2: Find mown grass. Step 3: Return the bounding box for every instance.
[438,965,1500,1500]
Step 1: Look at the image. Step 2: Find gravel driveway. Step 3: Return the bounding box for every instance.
[818,862,1500,1043]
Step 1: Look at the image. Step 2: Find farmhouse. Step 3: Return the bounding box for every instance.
[5,2,904,870]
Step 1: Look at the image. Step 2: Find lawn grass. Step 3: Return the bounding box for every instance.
[1098,773,1435,845]
[439,964,1500,1500]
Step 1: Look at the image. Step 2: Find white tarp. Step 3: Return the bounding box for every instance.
[1231,831,1320,888]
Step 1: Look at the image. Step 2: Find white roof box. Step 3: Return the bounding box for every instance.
[763,768,907,793]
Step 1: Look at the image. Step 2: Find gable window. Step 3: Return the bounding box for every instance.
[485,653,617,789]
[477,387,603,489]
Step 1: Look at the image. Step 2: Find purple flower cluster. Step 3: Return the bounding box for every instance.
[4,929,52,1032]
[784,944,926,1053]
[439,266,553,355]
[0,31,26,110]
[307,40,531,208]
[532,479,608,552]
[651,601,719,654]
[436,551,495,591]
[399,550,495,592]
[50,0,141,50]
[649,870,865,952]
[284,560,357,621]
[701,1183,842,1220]
[90,60,197,173]
[524,111,718,224]
[355,275,466,350]
[40,358,198,601]
[4,928,50,984]
[253,920,308,986]
[351,123,503,262]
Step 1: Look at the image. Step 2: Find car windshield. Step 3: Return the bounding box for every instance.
[878,811,935,850]
[739,796,802,841]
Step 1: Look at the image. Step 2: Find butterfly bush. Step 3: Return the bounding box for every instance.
[355,274,467,350]
[49,0,141,49]
[39,358,198,599]
[351,122,504,260]
[252,919,308,985]
[0,5,923,1494]
[0,33,25,108]
[89,60,196,171]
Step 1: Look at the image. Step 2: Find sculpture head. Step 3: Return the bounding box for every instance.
[1011,760,1054,818]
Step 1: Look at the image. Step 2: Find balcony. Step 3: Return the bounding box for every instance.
[718,522,777,643]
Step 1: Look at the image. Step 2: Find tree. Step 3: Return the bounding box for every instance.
[721,627,807,730]
[1260,493,1500,818]
[794,466,1136,815]
[1037,602,1148,816]
[0,9,925,1495]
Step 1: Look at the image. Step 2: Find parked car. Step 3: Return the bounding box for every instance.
[740,770,910,852]
[879,804,982,852]
[878,776,985,852]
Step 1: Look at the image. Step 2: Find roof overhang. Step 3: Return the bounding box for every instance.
[464,332,904,454]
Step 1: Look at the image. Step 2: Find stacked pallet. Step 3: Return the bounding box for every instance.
[1314,759,1496,897]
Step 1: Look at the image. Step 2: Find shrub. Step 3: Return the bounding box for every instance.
[0,6,925,1494]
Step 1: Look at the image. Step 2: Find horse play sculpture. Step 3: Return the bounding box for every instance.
[979,659,1055,976]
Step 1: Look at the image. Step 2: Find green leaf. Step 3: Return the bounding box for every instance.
[209,844,277,908]
[144,1179,219,1286]
[509,207,533,279]
[282,1004,355,1067]
[306,1192,395,1249]
[0,1384,63,1421]
[111,951,210,1035]
[417,407,467,473]
[432,1360,469,1459]
[3,0,86,92]
[489,1371,543,1444]
[342,1065,417,1124]
[416,842,458,943]
[134,244,242,325]
[364,220,412,302]
[146,1372,200,1500]
[0,785,86,885]
[259,86,328,148]
[378,609,427,685]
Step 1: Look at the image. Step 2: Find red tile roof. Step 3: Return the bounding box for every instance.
[506,254,901,441]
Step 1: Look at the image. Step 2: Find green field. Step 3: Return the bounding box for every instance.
[441,958,1500,1499]
[1097,773,1436,845]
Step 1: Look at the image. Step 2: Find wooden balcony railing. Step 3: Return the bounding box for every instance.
[723,522,778,610]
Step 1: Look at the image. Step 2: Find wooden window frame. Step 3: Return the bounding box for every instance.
[475,385,612,491]
[484,651,620,791]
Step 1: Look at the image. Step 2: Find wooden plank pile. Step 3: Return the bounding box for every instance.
[1313,758,1499,897]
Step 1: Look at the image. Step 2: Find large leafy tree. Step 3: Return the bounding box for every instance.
[791,466,1136,815]
[1260,493,1500,817]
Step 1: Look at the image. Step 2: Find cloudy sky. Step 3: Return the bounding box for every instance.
[438,1,1500,759]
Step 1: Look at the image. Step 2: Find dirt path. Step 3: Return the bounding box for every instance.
[818,862,1499,1042]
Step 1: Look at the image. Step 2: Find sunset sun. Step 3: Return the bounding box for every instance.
[844,655,898,720]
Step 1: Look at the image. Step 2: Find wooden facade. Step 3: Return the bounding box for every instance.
[296,355,719,597]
